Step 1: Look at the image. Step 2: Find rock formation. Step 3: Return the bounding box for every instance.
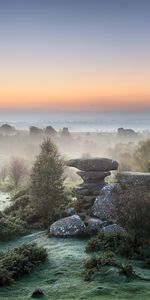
[67,158,118,215]
[92,184,118,219]
[49,157,126,238]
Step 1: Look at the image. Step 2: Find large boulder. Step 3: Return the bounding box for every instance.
[91,184,118,219]
[117,171,150,186]
[50,215,86,237]
[66,158,118,171]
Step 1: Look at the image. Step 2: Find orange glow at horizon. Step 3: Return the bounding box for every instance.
[0,59,150,110]
[1,0,150,111]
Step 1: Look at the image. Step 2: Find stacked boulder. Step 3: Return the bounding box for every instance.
[49,157,125,238]
[66,158,118,215]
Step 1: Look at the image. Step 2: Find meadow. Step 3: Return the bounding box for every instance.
[0,231,150,300]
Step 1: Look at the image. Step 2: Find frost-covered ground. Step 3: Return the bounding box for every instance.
[0,232,150,300]
[0,192,10,211]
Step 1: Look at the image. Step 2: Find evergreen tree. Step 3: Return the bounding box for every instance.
[30,138,65,223]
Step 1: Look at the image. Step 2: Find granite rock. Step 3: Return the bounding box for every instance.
[67,158,118,171]
[50,215,86,237]
[117,171,150,186]
[92,184,118,219]
[102,224,126,234]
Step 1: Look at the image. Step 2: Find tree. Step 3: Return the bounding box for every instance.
[29,126,43,136]
[30,138,66,223]
[0,164,8,181]
[0,124,15,135]
[134,140,150,171]
[9,158,28,187]
[61,127,71,138]
[45,126,57,137]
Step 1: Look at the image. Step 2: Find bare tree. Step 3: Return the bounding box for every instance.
[0,165,8,181]
[9,158,28,187]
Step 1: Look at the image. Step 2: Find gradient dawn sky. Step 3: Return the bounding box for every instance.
[0,0,150,111]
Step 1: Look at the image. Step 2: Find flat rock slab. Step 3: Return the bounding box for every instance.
[50,215,86,237]
[66,158,118,171]
[117,171,150,186]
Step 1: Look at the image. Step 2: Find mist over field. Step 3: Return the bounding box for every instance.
[0,110,150,132]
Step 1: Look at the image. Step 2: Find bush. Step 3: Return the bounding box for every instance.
[3,185,51,235]
[0,212,28,241]
[0,181,14,192]
[84,254,150,282]
[0,243,48,286]
[11,185,29,201]
[85,232,150,260]
[117,185,150,239]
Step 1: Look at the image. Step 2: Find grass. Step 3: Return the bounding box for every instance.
[0,232,150,299]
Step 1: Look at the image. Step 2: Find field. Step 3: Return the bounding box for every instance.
[0,232,150,300]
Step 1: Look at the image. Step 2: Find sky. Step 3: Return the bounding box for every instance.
[0,0,150,111]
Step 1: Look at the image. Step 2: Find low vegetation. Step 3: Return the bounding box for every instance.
[0,211,28,241]
[84,229,150,285]
[0,139,71,241]
[0,243,48,286]
[86,232,150,261]
[84,253,150,282]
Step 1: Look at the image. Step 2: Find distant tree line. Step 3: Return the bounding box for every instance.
[0,123,71,139]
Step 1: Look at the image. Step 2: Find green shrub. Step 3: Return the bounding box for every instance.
[0,181,14,192]
[84,254,150,282]
[11,185,29,201]
[85,232,150,260]
[0,243,48,286]
[4,194,30,214]
[0,213,28,241]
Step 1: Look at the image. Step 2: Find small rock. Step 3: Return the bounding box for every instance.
[32,288,44,298]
